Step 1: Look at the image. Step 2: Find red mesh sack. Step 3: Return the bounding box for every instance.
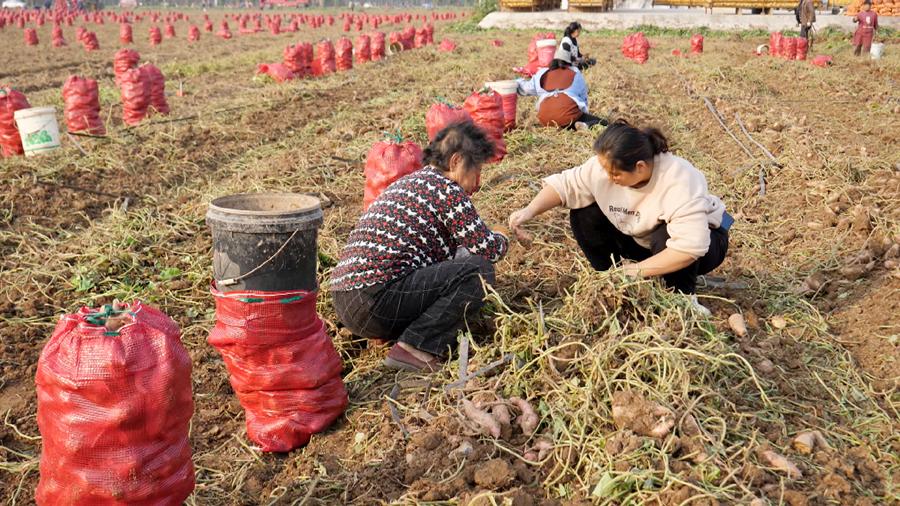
[317,39,336,75]
[207,288,349,452]
[283,44,307,77]
[795,37,808,61]
[782,37,797,60]
[342,19,350,32]
[52,24,66,47]
[401,26,415,50]
[536,40,555,67]
[188,25,200,42]
[525,32,554,74]
[463,90,506,163]
[149,26,162,45]
[164,22,176,38]
[425,23,434,45]
[81,31,99,51]
[371,32,386,60]
[414,27,427,48]
[35,302,195,505]
[141,64,169,116]
[114,48,140,86]
[119,67,150,126]
[119,22,133,44]
[217,24,232,40]
[257,63,296,83]
[336,37,353,71]
[491,39,504,47]
[301,42,314,76]
[204,19,213,32]
[811,55,833,68]
[0,86,30,157]
[364,137,424,210]
[355,34,371,64]
[425,102,472,141]
[690,33,703,54]
[24,27,39,46]
[622,33,650,64]
[62,76,105,135]
[769,32,783,57]
[438,38,457,52]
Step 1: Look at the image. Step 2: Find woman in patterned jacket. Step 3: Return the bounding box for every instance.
[330,122,509,372]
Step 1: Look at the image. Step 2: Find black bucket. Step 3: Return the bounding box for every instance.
[206,193,324,293]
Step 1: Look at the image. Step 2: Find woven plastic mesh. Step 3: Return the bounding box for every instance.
[119,22,133,44]
[463,90,507,163]
[207,288,348,453]
[363,140,424,211]
[425,102,472,141]
[355,34,372,64]
[141,64,170,116]
[63,76,105,135]
[316,40,336,75]
[119,67,149,126]
[0,86,30,157]
[35,302,195,505]
[336,37,353,71]
[371,32,386,60]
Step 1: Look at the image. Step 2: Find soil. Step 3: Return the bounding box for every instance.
[1,8,899,506]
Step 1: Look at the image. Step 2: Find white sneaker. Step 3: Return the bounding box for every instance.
[689,294,712,317]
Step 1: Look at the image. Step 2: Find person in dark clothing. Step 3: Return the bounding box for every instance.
[518,51,606,131]
[330,122,509,372]
[559,22,596,71]
[797,0,816,40]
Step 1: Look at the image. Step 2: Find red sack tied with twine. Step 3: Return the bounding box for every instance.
[188,25,200,42]
[364,136,424,211]
[24,27,39,46]
[149,25,162,45]
[622,32,650,64]
[114,48,140,85]
[35,302,195,505]
[164,23,176,38]
[371,31,386,60]
[782,37,797,60]
[141,64,169,116]
[283,44,308,78]
[769,32,783,56]
[0,86,30,157]
[690,34,703,54]
[119,22,133,44]
[795,37,808,61]
[52,24,66,47]
[207,288,349,452]
[62,75,105,135]
[336,36,353,71]
[463,90,506,163]
[120,67,150,126]
[81,31,99,51]
[355,34,371,64]
[425,101,472,141]
[317,39,336,75]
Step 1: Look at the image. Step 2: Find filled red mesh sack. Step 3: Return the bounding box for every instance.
[425,23,434,45]
[811,55,833,67]
[119,67,150,126]
[17,17,25,28]
[217,24,233,40]
[51,24,66,47]
[364,137,424,210]
[269,20,280,35]
[317,39,336,75]
[141,64,169,116]
[81,31,99,51]
[425,101,472,141]
[463,90,506,163]
[0,86,30,157]
[536,39,556,67]
[286,20,298,32]
[283,44,307,77]
[257,62,296,83]
[438,38,457,52]
[371,31,386,60]
[690,33,703,54]
[414,27,427,48]
[335,36,353,71]
[769,32,783,57]
[301,42,314,76]
[204,19,213,32]
[491,39,504,47]
[622,33,650,64]
[164,22,176,38]
[524,32,554,74]
[355,34,371,64]
[24,27,38,46]
[188,24,200,42]
[795,37,808,61]
[119,22,133,44]
[62,75,105,135]
[149,25,162,45]
[207,287,348,452]
[35,302,194,505]
[114,48,140,85]
[782,36,797,60]
[401,26,415,50]
[342,18,350,32]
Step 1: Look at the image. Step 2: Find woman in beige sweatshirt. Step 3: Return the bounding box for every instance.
[509,120,732,311]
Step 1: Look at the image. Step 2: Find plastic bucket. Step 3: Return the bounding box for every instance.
[206,193,324,293]
[870,43,884,60]
[14,107,60,157]
[536,38,557,67]
[485,80,518,131]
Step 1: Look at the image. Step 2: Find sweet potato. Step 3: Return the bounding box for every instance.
[728,313,747,337]
[462,399,500,438]
[761,450,803,478]
[491,404,511,427]
[792,430,829,455]
[509,397,538,435]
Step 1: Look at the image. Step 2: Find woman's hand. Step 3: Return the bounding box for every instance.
[508,208,535,246]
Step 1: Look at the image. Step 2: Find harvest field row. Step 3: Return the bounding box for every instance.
[1,7,898,505]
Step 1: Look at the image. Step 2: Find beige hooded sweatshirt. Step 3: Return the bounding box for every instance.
[544,152,726,258]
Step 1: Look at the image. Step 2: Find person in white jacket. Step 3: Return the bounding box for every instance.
[508,120,732,313]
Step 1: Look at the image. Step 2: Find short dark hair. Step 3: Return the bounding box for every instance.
[593,119,669,173]
[423,121,495,172]
[564,22,582,39]
[549,58,572,70]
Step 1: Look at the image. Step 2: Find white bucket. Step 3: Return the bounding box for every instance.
[14,107,61,157]
[870,43,884,60]
[485,80,518,96]
[536,39,556,49]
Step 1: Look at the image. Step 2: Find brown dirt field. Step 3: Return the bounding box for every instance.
[1,8,899,505]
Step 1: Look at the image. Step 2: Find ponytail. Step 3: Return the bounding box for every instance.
[593,119,669,173]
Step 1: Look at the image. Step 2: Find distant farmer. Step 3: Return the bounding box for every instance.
[330,122,509,372]
[797,0,816,40]
[508,120,732,315]
[558,22,596,71]
[518,49,606,131]
[852,0,878,56]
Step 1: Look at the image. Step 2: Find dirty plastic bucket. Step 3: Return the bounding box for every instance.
[870,43,884,60]
[485,80,518,131]
[14,107,60,156]
[536,38,557,67]
[207,193,323,293]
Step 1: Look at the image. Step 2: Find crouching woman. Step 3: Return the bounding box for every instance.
[518,50,605,131]
[508,120,732,314]
[330,122,509,372]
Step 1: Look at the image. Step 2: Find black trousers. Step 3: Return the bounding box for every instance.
[800,25,811,39]
[332,255,493,357]
[565,112,607,130]
[570,203,729,294]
